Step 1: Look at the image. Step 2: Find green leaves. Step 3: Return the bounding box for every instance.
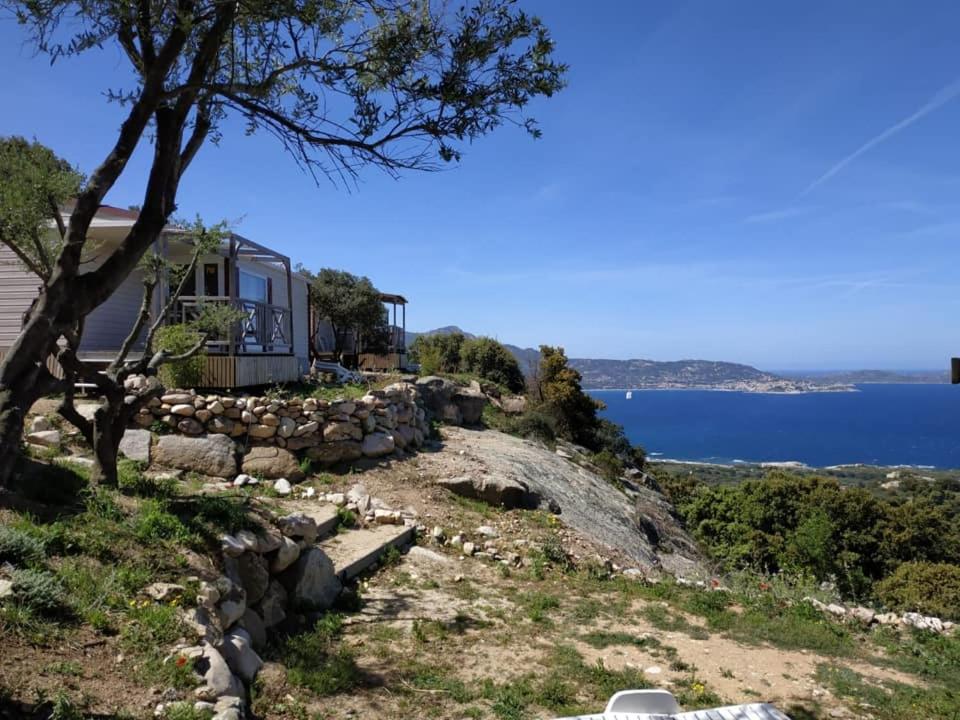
[0,136,83,279]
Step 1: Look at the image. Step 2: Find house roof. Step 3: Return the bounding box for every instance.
[379,292,408,305]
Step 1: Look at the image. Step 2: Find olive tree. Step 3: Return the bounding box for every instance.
[302,267,388,364]
[0,0,566,484]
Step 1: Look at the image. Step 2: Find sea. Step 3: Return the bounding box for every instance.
[591,384,960,470]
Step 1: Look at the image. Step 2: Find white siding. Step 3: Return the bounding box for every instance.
[0,246,42,350]
[292,274,309,372]
[80,269,147,352]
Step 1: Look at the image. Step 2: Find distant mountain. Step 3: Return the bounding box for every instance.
[407,327,850,392]
[781,369,950,385]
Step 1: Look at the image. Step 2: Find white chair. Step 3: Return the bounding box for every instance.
[606,690,681,714]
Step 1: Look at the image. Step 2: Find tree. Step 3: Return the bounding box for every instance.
[0,0,566,484]
[460,336,525,393]
[409,332,466,374]
[533,345,600,448]
[305,268,388,364]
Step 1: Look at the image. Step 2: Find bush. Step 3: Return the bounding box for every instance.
[0,525,46,566]
[512,410,557,443]
[875,562,960,621]
[460,337,525,393]
[282,614,360,695]
[10,568,67,616]
[155,323,206,389]
[409,332,465,375]
[590,449,625,483]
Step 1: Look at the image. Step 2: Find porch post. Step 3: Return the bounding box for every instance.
[228,235,238,357]
[285,258,294,355]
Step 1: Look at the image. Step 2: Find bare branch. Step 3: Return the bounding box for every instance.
[111,275,156,372]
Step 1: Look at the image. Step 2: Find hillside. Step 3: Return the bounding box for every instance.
[782,369,950,384]
[409,328,849,391]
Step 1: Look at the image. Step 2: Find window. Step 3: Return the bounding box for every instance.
[239,270,267,302]
[203,263,219,296]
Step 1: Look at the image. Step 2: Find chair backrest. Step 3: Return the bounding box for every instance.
[604,690,681,714]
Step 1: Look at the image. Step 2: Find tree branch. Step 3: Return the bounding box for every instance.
[111,275,156,373]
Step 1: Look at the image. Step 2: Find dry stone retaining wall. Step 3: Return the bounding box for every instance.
[125,378,429,474]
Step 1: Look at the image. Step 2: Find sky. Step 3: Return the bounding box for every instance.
[1,1,959,370]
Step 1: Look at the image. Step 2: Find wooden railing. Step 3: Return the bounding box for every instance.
[171,296,292,354]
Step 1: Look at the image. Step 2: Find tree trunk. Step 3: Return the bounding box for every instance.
[91,419,120,487]
[0,387,31,483]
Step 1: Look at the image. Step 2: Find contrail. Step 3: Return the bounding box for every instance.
[802,77,960,196]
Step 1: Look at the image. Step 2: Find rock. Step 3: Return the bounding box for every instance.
[233,473,254,487]
[500,395,527,414]
[256,529,283,554]
[247,423,276,439]
[273,478,292,496]
[270,536,301,574]
[209,401,225,415]
[362,432,395,457]
[197,582,220,610]
[285,547,342,611]
[29,416,51,432]
[436,474,531,509]
[215,577,246,629]
[221,534,246,558]
[850,606,876,624]
[208,416,235,435]
[452,387,486,424]
[241,446,304,481]
[0,578,14,599]
[462,541,476,556]
[162,393,194,405]
[431,526,446,543]
[875,612,900,625]
[219,627,263,683]
[476,525,498,537]
[235,530,259,552]
[144,582,185,602]
[902,612,945,633]
[231,552,270,605]
[324,421,363,442]
[826,603,847,617]
[256,581,288,628]
[117,429,152,464]
[239,608,267,651]
[346,484,371,513]
[327,492,347,507]
[177,418,204,435]
[306,440,363,465]
[277,512,319,543]
[278,416,297,438]
[155,434,237,477]
[260,413,280,427]
[196,644,244,701]
[171,404,195,416]
[374,509,402,525]
[26,430,61,448]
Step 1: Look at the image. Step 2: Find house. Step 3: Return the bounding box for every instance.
[308,291,409,371]
[0,205,310,387]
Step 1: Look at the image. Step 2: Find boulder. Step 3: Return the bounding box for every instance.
[215,577,246,629]
[273,478,292,496]
[118,429,152,464]
[270,536,301,574]
[256,580,288,628]
[238,608,267,651]
[29,416,51,432]
[26,430,61,448]
[500,395,527,415]
[241,446,304,481]
[362,432,395,458]
[226,552,270,606]
[452,387,486,425]
[178,418,204,435]
[436,474,531,509]
[155,434,237,477]
[306,440,363,465]
[196,644,244,701]
[850,606,876,624]
[219,627,263,683]
[277,512,319,543]
[285,547,342,611]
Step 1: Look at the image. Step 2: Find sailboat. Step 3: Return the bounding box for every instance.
[625,390,633,400]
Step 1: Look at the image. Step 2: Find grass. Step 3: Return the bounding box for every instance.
[816,663,960,720]
[278,614,362,696]
[517,591,561,623]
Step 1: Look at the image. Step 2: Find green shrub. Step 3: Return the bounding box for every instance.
[875,562,960,621]
[282,614,360,695]
[10,568,67,616]
[460,337,525,393]
[409,332,465,375]
[512,410,557,443]
[134,499,193,544]
[155,323,206,389]
[590,449,625,483]
[0,525,46,566]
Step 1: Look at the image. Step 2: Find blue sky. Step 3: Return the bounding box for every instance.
[2,1,959,370]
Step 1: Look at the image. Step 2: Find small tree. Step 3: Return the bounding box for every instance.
[304,268,388,364]
[533,345,601,448]
[460,336,525,393]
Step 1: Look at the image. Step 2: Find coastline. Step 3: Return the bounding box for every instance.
[587,385,858,395]
[649,457,953,472]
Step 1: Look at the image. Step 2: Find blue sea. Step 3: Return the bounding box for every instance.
[592,384,960,469]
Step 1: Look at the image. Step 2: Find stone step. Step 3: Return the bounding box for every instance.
[290,504,341,540]
[320,524,415,581]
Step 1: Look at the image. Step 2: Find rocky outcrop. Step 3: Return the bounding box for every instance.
[436,474,533,509]
[434,427,706,578]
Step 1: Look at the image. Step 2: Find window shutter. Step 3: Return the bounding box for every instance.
[267,277,273,305]
[223,258,230,297]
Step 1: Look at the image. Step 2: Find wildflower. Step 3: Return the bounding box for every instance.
[175,655,188,668]
[692,682,705,695]
[759,581,771,591]
[710,578,720,589]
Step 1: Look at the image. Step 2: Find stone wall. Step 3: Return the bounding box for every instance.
[125,377,429,472]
